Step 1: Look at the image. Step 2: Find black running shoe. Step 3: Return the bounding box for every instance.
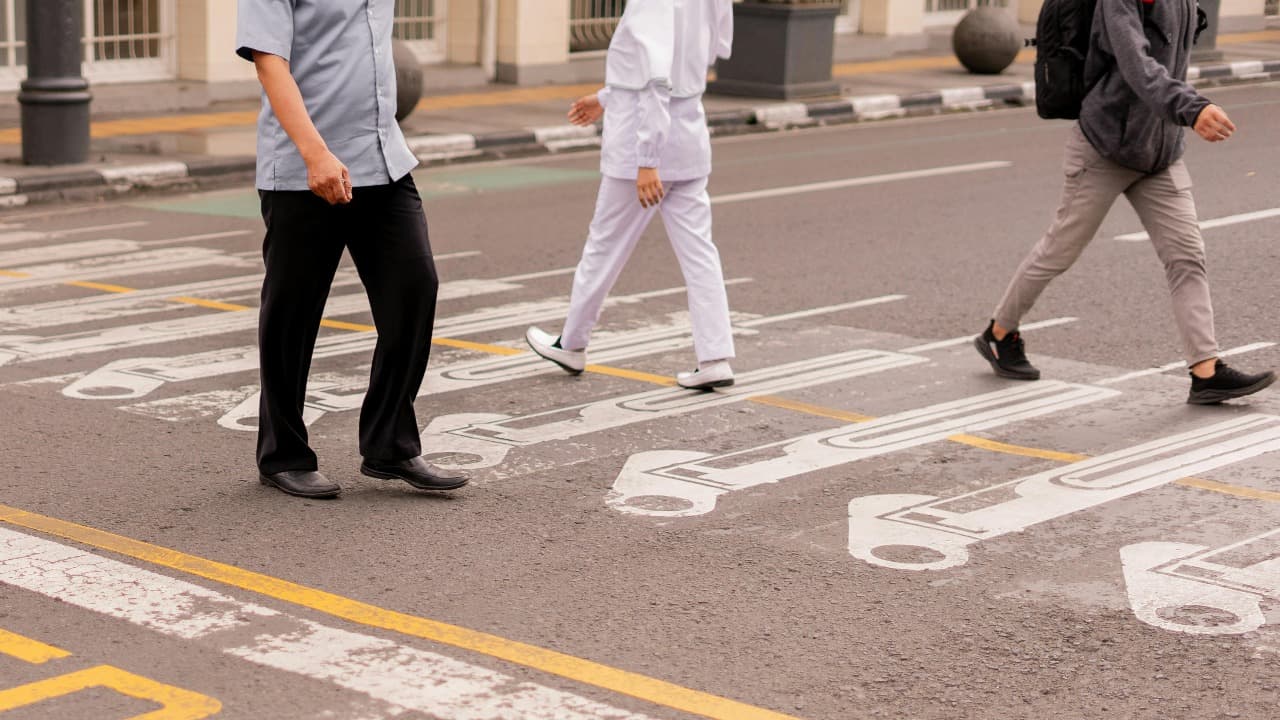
[973,320,1041,381]
[1187,360,1276,405]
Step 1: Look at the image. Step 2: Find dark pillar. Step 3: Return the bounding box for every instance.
[1192,0,1224,64]
[19,0,93,166]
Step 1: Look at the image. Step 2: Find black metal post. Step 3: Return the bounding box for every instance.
[19,0,92,166]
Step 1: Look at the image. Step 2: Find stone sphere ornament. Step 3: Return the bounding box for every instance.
[393,41,424,122]
[952,7,1022,75]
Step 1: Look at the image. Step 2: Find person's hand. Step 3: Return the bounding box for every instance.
[568,94,604,127]
[305,149,353,205]
[637,167,664,208]
[1194,104,1236,143]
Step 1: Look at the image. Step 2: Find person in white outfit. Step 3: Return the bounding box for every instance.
[526,0,737,390]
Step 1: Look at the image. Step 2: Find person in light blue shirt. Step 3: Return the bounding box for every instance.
[236,0,469,499]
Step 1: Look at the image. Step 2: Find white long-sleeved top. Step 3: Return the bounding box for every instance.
[597,0,733,182]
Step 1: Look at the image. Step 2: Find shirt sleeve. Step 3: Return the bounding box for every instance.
[235,0,294,63]
[1099,0,1208,127]
[596,86,613,110]
[635,81,672,169]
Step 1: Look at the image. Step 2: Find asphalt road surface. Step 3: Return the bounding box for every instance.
[1,82,1279,720]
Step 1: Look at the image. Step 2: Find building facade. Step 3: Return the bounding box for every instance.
[0,0,1273,92]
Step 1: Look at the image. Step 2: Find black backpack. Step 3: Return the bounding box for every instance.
[1032,0,1100,120]
[1032,0,1210,121]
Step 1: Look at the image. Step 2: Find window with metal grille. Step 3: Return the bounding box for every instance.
[1267,0,1278,17]
[394,0,446,62]
[570,0,626,53]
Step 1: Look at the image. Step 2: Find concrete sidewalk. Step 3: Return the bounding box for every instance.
[1,27,1278,209]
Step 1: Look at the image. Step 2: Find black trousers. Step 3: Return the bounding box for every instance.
[257,175,439,474]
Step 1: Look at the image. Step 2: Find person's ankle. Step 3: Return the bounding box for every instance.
[1191,358,1218,380]
[990,321,1010,342]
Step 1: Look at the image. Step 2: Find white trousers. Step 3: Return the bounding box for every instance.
[560,176,736,363]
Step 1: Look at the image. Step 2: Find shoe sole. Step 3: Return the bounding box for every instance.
[259,474,341,499]
[525,334,584,376]
[972,336,1040,381]
[678,378,735,391]
[360,464,471,491]
[1187,372,1278,405]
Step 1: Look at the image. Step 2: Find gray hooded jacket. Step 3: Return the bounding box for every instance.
[1080,0,1210,174]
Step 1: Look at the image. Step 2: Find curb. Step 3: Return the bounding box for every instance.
[2,59,1278,208]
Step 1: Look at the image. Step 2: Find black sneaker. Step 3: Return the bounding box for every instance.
[973,320,1041,381]
[1187,360,1276,405]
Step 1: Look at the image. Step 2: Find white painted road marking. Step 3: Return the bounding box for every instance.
[0,221,149,247]
[1116,207,1280,242]
[0,276,546,368]
[0,239,145,268]
[1122,529,1280,636]
[421,349,928,470]
[608,382,1118,518]
[711,161,1012,206]
[1096,342,1276,385]
[0,526,659,719]
[847,415,1280,571]
[900,317,1078,353]
[215,295,908,432]
[68,280,746,404]
[0,248,258,293]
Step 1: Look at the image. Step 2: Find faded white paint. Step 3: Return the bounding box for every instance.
[608,382,1118,518]
[848,416,1280,571]
[420,349,927,470]
[0,526,658,719]
[1122,529,1280,636]
[0,248,257,293]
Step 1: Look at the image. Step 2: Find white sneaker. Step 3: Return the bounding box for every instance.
[676,360,734,390]
[525,326,585,374]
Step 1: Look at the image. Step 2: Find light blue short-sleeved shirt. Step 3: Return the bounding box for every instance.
[236,0,418,191]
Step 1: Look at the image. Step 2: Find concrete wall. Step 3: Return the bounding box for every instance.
[176,0,256,83]
[495,0,571,84]
[861,0,926,35]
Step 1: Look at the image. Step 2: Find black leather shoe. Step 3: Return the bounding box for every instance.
[259,470,341,499]
[360,456,470,491]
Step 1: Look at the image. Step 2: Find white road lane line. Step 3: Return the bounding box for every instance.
[143,230,256,246]
[899,317,1078,353]
[0,527,658,720]
[710,161,1012,206]
[608,381,1118,518]
[68,280,748,403]
[0,221,150,247]
[849,415,1280,572]
[215,294,911,431]
[1096,342,1276,385]
[1116,207,1280,242]
[0,276,541,368]
[0,239,144,268]
[419,349,928,471]
[0,248,258,293]
[1122,528,1280,637]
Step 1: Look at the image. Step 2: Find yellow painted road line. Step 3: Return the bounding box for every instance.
[947,434,1089,463]
[0,269,31,278]
[0,627,71,664]
[17,271,1280,505]
[433,336,525,356]
[418,83,602,112]
[0,504,803,720]
[748,395,875,424]
[169,296,252,312]
[1175,476,1280,503]
[1218,29,1280,45]
[65,280,136,294]
[0,665,222,719]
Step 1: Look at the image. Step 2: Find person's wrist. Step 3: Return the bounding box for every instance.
[299,143,330,165]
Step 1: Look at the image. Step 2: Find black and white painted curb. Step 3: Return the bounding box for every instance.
[3,59,1277,208]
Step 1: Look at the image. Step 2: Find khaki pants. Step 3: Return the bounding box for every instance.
[994,123,1219,366]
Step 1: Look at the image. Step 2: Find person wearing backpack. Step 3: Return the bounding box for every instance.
[975,0,1275,405]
